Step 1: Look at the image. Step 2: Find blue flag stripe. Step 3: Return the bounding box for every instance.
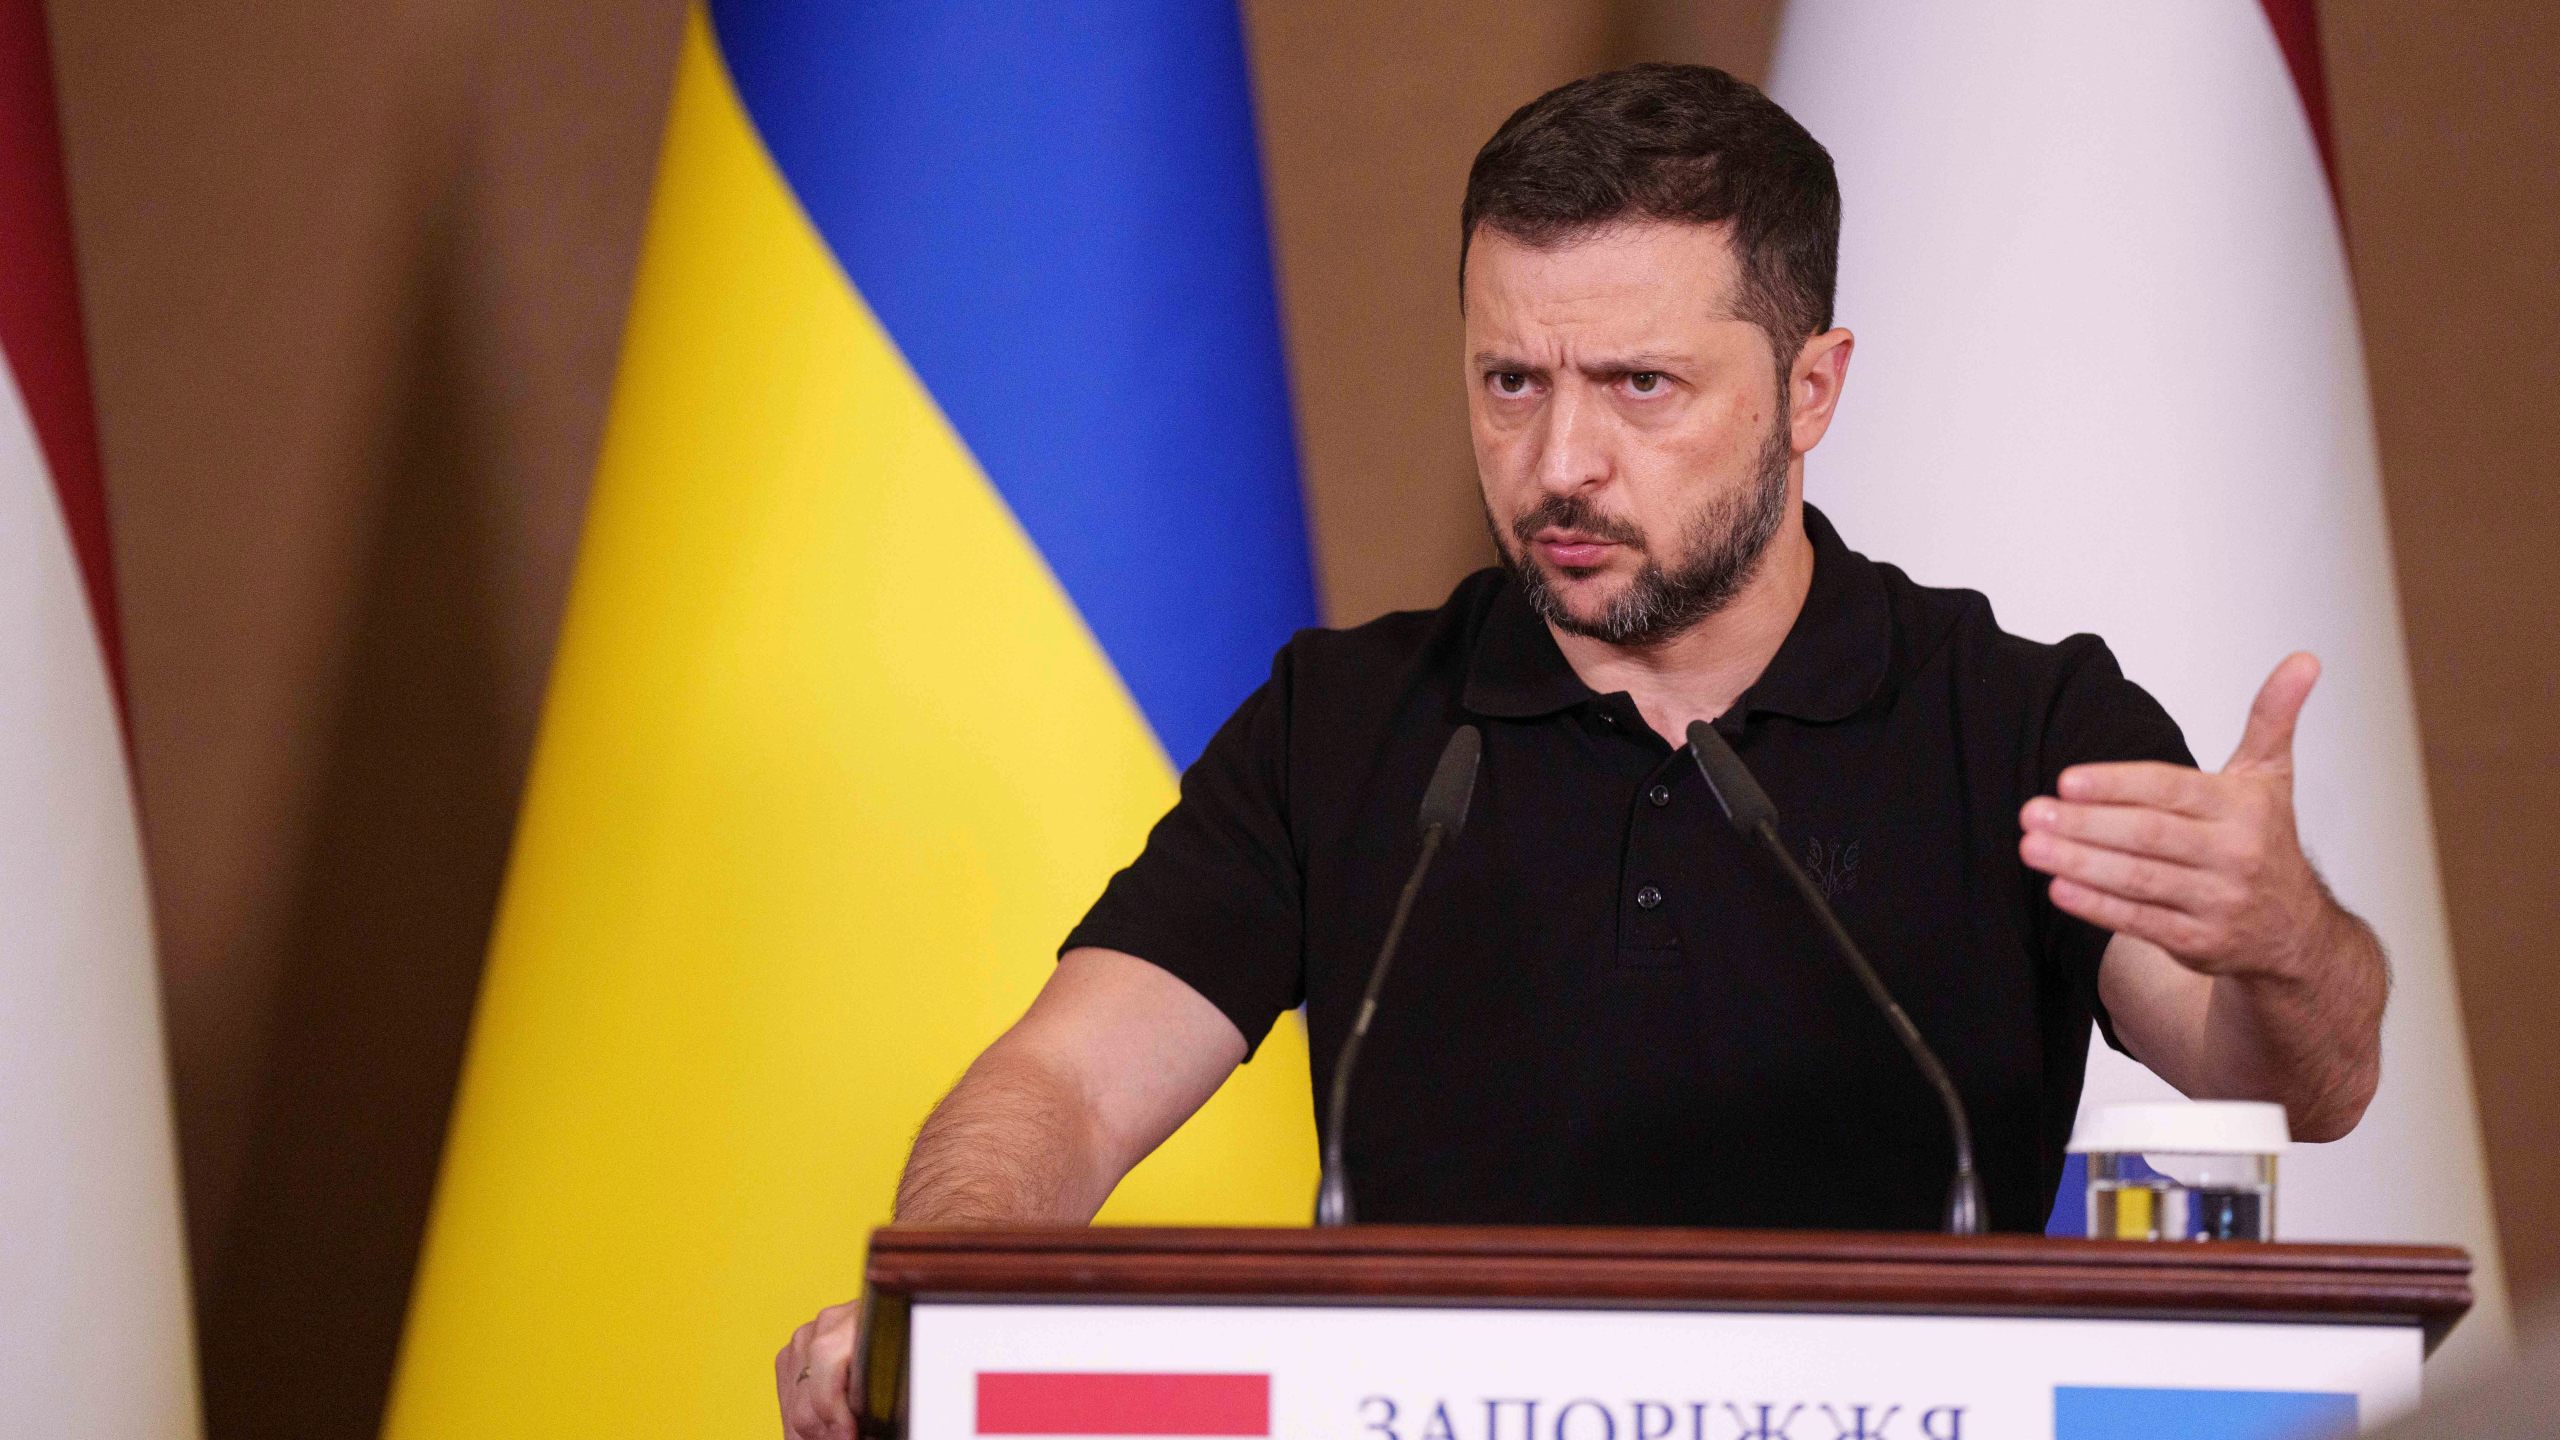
[707,1,1318,768]
[2048,1151,2089,1236]
[2056,1386,2355,1440]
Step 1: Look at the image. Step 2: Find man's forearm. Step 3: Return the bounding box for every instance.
[2201,902,2388,1142]
[893,1045,1115,1224]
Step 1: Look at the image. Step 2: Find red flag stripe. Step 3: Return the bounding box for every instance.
[2258,0,2339,202]
[976,1372,1270,1436]
[0,0,124,708]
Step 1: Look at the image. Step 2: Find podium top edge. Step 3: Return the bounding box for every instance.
[858,1225,2475,1377]
[865,1223,2473,1275]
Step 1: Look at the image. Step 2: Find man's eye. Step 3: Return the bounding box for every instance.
[1491,372,1529,396]
[1628,371,1663,394]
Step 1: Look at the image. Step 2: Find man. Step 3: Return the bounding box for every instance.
[776,64,2386,1436]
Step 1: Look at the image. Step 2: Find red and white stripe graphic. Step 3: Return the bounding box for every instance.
[0,0,200,1433]
[976,1372,1270,1436]
[1770,0,2510,1381]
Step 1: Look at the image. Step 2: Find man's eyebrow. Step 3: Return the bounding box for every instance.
[1469,349,1700,371]
[1582,351,1693,372]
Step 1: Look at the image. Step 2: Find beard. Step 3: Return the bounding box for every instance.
[1491,392,1794,648]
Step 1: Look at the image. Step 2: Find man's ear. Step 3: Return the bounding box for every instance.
[1788,327,1855,456]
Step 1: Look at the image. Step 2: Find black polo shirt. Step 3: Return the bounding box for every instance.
[1063,504,2192,1233]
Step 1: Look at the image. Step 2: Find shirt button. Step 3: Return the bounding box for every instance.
[1635,885,1663,910]
[1647,784,1671,807]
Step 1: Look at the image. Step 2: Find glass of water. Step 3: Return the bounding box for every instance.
[2071,1101,2288,1242]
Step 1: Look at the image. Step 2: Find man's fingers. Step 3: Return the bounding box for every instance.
[2048,876,2217,958]
[778,1322,817,1438]
[2020,830,2230,913]
[807,1311,860,1432]
[781,1388,821,1440]
[2226,651,2320,774]
[2020,798,2218,865]
[2056,761,2220,816]
[779,1322,812,1388]
[779,1308,863,1440]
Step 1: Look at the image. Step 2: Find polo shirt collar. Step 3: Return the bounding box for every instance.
[1460,502,1891,726]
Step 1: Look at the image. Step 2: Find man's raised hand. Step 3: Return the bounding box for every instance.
[2018,653,2346,978]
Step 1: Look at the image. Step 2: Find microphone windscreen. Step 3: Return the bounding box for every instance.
[1418,725,1483,836]
[1686,720,1779,833]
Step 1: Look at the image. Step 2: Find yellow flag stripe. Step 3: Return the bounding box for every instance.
[382,12,1314,1436]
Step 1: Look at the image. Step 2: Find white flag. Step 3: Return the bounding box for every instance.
[1770,0,2512,1383]
[0,0,202,1428]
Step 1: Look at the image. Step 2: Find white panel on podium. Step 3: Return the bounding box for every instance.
[908,1301,2422,1439]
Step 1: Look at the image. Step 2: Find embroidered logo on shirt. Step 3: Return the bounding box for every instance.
[1805,837,1860,900]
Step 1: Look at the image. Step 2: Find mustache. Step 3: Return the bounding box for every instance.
[1511,494,1646,550]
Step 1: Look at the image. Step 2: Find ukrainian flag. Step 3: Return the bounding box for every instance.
[381,6,1318,1435]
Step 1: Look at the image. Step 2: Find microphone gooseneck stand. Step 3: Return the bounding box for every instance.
[1686,719,1988,1236]
[1315,725,1481,1227]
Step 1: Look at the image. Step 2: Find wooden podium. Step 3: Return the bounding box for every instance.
[856,1226,2470,1438]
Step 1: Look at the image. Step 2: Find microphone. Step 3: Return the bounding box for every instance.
[1686,720,1989,1236]
[1315,724,1482,1226]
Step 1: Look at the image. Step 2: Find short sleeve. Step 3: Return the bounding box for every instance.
[2033,637,2197,1054]
[1059,645,1305,1056]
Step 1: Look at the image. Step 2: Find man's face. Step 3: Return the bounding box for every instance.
[1463,220,1797,646]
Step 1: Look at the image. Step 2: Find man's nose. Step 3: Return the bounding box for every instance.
[1531,385,1609,497]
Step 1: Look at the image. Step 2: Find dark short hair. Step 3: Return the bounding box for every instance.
[1461,63,1840,357]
